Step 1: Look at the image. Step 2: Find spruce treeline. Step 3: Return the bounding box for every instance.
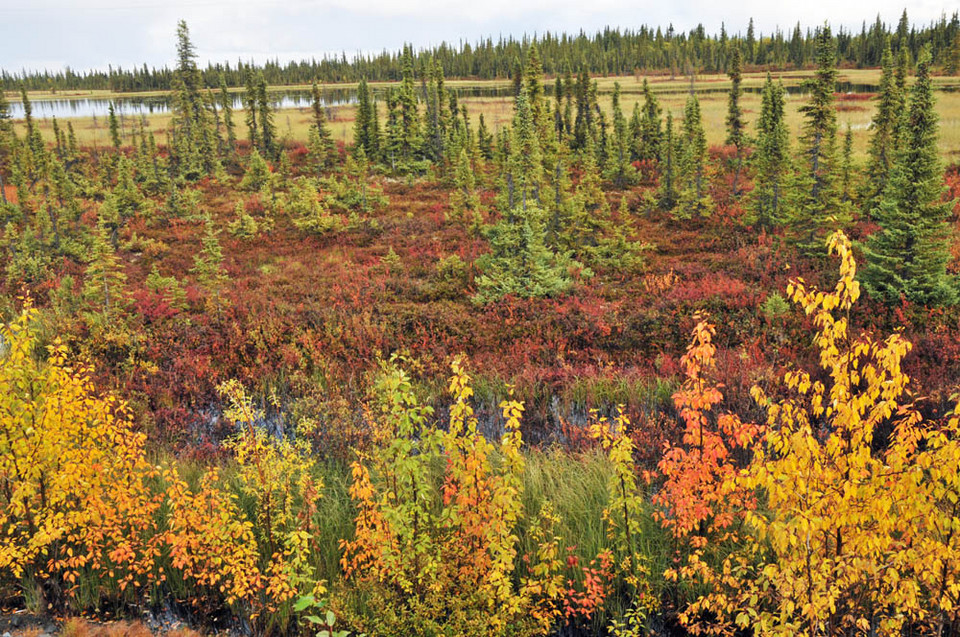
[5,12,959,91]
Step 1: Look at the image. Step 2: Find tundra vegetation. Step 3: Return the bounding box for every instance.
[2,16,960,637]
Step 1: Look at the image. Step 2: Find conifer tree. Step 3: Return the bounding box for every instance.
[747,75,791,230]
[895,46,910,129]
[244,72,260,150]
[658,112,678,209]
[725,45,747,194]
[83,221,128,318]
[507,92,543,211]
[861,42,900,210]
[170,21,216,179]
[676,95,711,219]
[840,123,855,202]
[398,45,421,165]
[423,58,448,164]
[861,48,957,306]
[573,68,592,150]
[108,103,122,150]
[791,25,847,251]
[256,72,276,159]
[239,147,271,192]
[0,82,13,205]
[353,77,373,156]
[192,217,228,297]
[219,74,237,155]
[605,82,636,188]
[309,81,335,171]
[476,113,493,160]
[476,90,579,303]
[449,147,480,221]
[638,79,663,161]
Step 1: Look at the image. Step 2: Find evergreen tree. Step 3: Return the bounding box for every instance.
[638,79,663,161]
[507,92,543,210]
[475,200,578,303]
[219,74,237,155]
[83,221,128,318]
[658,112,678,209]
[309,80,335,170]
[192,217,228,297]
[791,25,847,251]
[861,48,957,306]
[398,45,422,165]
[108,102,122,150]
[256,72,276,159]
[840,123,855,202]
[476,89,581,303]
[861,42,900,211]
[605,82,636,187]
[170,21,216,179]
[747,75,791,230]
[244,72,259,150]
[725,45,747,194]
[353,77,374,157]
[239,147,271,192]
[0,82,13,205]
[476,113,493,160]
[675,94,711,219]
[449,147,480,221]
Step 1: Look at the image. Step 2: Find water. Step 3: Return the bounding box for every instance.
[9,79,958,121]
[7,85,517,120]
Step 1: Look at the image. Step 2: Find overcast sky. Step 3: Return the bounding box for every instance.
[1,0,955,74]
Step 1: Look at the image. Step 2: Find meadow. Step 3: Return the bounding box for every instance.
[10,69,960,159]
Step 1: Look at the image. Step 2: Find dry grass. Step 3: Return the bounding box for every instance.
[11,70,960,160]
[59,618,201,637]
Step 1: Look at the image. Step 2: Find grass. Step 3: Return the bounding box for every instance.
[10,70,960,159]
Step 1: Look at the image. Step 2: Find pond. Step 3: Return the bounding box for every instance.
[6,85,518,120]
[8,79,958,121]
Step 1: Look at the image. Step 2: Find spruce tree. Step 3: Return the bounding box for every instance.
[605,82,636,188]
[476,89,579,303]
[244,72,259,150]
[840,123,855,202]
[638,79,663,161]
[507,92,543,210]
[219,74,237,155]
[309,80,335,170]
[239,147,271,192]
[0,82,12,205]
[791,25,847,251]
[108,102,122,150]
[658,112,678,210]
[84,221,128,318]
[725,45,747,194]
[449,147,480,221]
[170,21,216,179]
[747,75,791,231]
[256,72,276,159]
[353,77,373,156]
[676,95,711,219]
[476,113,493,160]
[398,45,421,165]
[861,42,900,211]
[192,217,228,297]
[861,48,957,306]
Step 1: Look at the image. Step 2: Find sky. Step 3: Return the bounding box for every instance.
[0,0,956,74]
